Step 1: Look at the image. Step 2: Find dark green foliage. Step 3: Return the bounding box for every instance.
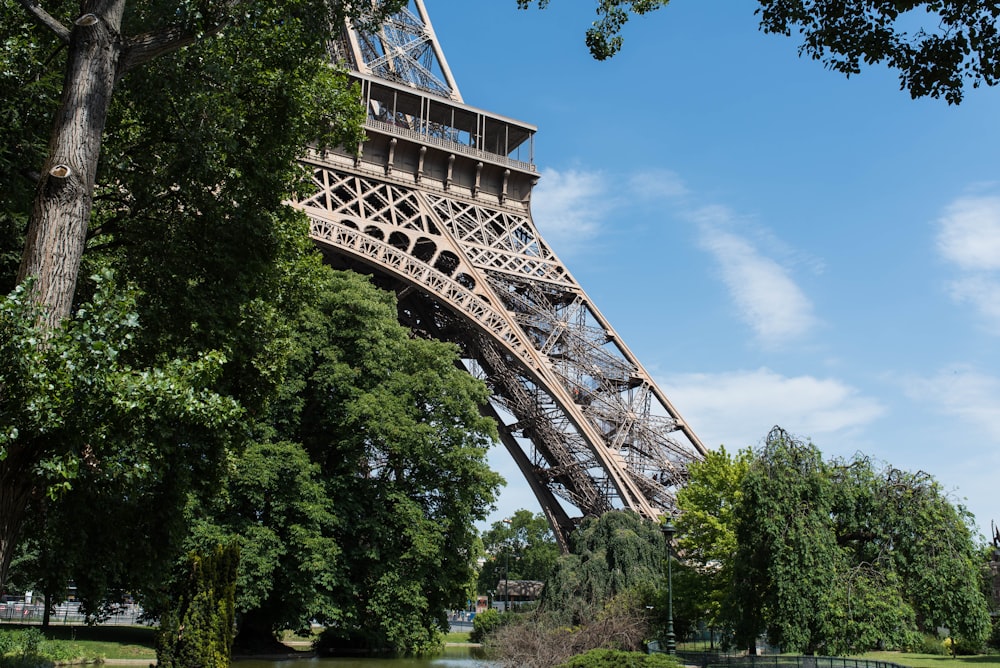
[4,0,495,659]
[478,510,560,594]
[286,272,501,654]
[515,0,670,60]
[544,511,665,623]
[755,0,1000,104]
[733,427,841,654]
[156,544,239,668]
[556,648,679,668]
[183,269,502,655]
[830,458,990,653]
[680,426,992,655]
[470,608,512,644]
[0,275,240,591]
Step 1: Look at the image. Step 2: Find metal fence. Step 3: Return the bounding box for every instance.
[672,651,906,668]
[0,602,145,626]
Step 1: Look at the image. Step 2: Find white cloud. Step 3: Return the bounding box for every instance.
[530,166,818,347]
[937,195,1000,332]
[661,368,885,450]
[627,168,689,201]
[902,366,1000,441]
[530,168,608,252]
[937,196,1000,271]
[693,208,817,346]
[947,275,1000,330]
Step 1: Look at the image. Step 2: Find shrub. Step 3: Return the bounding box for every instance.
[471,608,512,644]
[556,648,680,667]
[0,627,47,668]
[917,633,947,655]
[948,635,985,656]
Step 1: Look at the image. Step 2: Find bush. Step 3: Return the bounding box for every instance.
[0,627,46,668]
[948,635,985,656]
[470,608,510,644]
[556,648,679,667]
[917,633,947,655]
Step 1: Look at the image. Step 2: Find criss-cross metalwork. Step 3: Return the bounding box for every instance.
[298,0,707,547]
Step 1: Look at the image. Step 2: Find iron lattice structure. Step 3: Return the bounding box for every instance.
[296,0,707,548]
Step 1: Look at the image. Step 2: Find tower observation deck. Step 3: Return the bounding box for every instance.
[291,0,707,549]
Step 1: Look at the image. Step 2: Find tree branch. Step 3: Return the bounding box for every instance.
[118,26,200,75]
[15,0,71,43]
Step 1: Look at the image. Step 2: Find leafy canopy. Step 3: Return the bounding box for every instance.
[516,0,670,60]
[677,426,992,655]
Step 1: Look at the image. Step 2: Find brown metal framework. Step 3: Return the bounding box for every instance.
[294,0,707,548]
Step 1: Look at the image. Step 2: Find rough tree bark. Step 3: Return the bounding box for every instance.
[3,0,200,593]
[16,0,197,328]
[17,0,124,328]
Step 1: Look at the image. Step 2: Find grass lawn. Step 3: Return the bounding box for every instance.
[444,630,472,644]
[1,623,157,661]
[855,652,1000,668]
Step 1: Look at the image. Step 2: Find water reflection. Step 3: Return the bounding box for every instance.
[232,645,495,668]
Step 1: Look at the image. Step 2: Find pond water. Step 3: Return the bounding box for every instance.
[232,645,495,668]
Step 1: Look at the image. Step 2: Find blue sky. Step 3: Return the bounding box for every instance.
[422,0,1000,538]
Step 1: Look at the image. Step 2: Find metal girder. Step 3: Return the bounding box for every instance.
[342,0,461,101]
[298,0,708,547]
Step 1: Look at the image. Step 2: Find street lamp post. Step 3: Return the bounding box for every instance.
[662,520,676,655]
[504,548,510,612]
[503,517,512,612]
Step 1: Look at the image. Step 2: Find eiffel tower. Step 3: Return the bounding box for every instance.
[293,0,708,549]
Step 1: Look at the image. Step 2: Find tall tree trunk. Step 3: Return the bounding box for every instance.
[2,0,126,593]
[17,0,126,329]
[0,447,34,592]
[7,0,203,597]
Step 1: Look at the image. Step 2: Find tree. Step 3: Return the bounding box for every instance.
[10,0,405,329]
[305,271,502,654]
[524,0,1000,103]
[184,268,503,654]
[674,446,751,644]
[830,459,990,651]
[0,0,397,598]
[156,544,239,668]
[516,0,670,60]
[687,427,991,655]
[732,427,842,654]
[755,0,1000,104]
[479,510,560,596]
[543,510,666,624]
[184,439,338,652]
[0,275,240,593]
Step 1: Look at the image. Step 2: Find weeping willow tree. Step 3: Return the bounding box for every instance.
[543,510,667,624]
